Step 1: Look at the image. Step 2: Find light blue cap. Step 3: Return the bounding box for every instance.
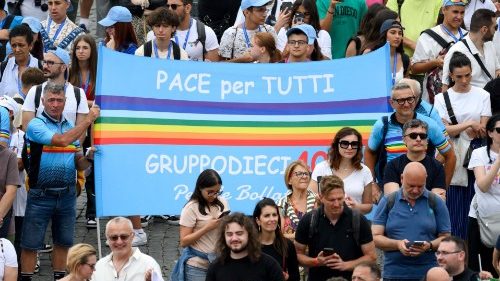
[286,24,317,45]
[442,0,467,6]
[98,6,132,27]
[22,17,42,33]
[241,0,270,10]
[47,47,70,66]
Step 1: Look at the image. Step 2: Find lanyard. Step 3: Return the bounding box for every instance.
[440,24,463,43]
[174,18,193,50]
[242,23,261,48]
[153,40,172,59]
[47,18,67,43]
[79,71,90,94]
[392,54,398,85]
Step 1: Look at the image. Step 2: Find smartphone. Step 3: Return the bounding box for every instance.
[413,241,425,247]
[218,210,231,219]
[405,241,414,248]
[323,247,335,256]
[280,2,292,12]
[293,12,305,25]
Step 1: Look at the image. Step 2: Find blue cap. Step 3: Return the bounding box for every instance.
[22,17,42,33]
[241,0,270,10]
[442,0,467,7]
[379,19,404,34]
[286,24,317,45]
[98,6,132,27]
[47,47,70,66]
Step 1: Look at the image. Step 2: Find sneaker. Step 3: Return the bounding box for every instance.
[86,217,97,229]
[39,244,53,253]
[166,215,180,225]
[34,253,40,273]
[140,215,153,227]
[132,231,147,247]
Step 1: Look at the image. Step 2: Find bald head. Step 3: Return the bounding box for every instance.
[403,162,427,178]
[426,267,451,281]
[401,162,427,200]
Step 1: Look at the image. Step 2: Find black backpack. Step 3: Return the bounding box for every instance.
[144,40,181,60]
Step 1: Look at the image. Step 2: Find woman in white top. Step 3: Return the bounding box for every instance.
[309,127,373,214]
[466,114,500,275]
[276,0,332,59]
[0,238,17,281]
[175,169,229,281]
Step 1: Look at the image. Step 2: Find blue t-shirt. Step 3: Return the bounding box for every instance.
[368,112,451,163]
[0,105,10,145]
[373,190,451,279]
[26,112,81,189]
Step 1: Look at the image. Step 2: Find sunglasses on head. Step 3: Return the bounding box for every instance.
[338,140,360,149]
[404,133,428,140]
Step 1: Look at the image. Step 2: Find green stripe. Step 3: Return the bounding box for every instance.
[98,117,377,127]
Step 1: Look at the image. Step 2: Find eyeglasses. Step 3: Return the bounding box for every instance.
[84,263,96,270]
[108,233,131,241]
[166,3,183,10]
[41,60,64,66]
[392,96,416,105]
[404,133,428,140]
[293,171,310,178]
[206,190,222,196]
[435,250,462,257]
[339,140,360,149]
[495,127,500,133]
[287,40,308,46]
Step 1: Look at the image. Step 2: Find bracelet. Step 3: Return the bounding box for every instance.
[313,257,319,267]
[327,9,334,14]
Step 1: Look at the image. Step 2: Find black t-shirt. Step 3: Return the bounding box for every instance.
[294,205,373,281]
[261,239,300,281]
[206,253,285,281]
[452,268,478,281]
[383,154,445,190]
[197,0,241,39]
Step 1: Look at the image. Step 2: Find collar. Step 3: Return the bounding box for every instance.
[389,112,417,127]
[106,248,140,267]
[41,110,67,124]
[463,35,479,55]
[319,202,351,221]
[398,187,430,202]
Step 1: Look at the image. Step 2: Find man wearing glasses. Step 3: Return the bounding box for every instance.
[93,217,164,281]
[364,82,455,188]
[283,24,317,63]
[383,119,446,200]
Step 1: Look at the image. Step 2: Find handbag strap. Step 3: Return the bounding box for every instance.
[443,91,459,125]
[461,39,493,80]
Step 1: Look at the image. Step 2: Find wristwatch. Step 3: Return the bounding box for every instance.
[427,241,433,252]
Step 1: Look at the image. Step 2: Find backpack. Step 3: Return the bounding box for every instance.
[375,116,389,183]
[0,59,43,81]
[384,190,438,216]
[308,206,361,247]
[144,40,181,60]
[194,20,207,60]
[421,29,454,104]
[0,15,16,62]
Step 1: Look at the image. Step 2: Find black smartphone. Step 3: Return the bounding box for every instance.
[323,247,335,256]
[218,210,231,219]
[293,12,305,25]
[413,241,425,247]
[405,241,414,248]
[280,2,293,12]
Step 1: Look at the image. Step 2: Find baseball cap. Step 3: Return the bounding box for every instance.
[0,95,20,117]
[98,6,133,27]
[286,24,317,45]
[379,19,404,34]
[241,0,271,11]
[442,0,467,7]
[47,47,70,66]
[22,17,42,33]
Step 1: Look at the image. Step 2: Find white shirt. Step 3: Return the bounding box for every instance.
[92,248,164,281]
[9,130,27,217]
[464,0,497,30]
[134,42,190,60]
[0,238,18,279]
[22,81,89,126]
[146,18,219,61]
[494,18,500,63]
[442,35,500,88]
[311,161,373,203]
[219,24,277,59]
[277,27,332,59]
[0,55,40,97]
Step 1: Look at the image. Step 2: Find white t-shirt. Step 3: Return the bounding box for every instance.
[277,27,332,59]
[219,24,277,59]
[0,238,18,279]
[494,18,500,63]
[9,130,27,217]
[134,42,189,60]
[311,160,373,203]
[146,19,219,61]
[464,0,497,30]
[467,147,500,218]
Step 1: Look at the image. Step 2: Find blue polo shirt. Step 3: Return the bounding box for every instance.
[373,189,451,279]
[0,105,10,145]
[26,111,82,189]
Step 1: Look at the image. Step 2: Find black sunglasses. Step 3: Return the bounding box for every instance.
[404,133,428,140]
[338,140,360,149]
[495,127,500,133]
[108,234,131,241]
[166,3,184,10]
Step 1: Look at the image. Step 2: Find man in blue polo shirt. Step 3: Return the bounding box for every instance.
[20,81,99,281]
[364,81,456,189]
[372,162,451,281]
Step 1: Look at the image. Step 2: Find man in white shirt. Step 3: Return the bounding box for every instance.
[442,8,500,90]
[464,0,499,30]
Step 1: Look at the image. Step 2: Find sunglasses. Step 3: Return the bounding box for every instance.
[338,140,360,149]
[392,96,416,105]
[108,234,131,241]
[495,127,500,133]
[166,3,183,10]
[404,133,428,140]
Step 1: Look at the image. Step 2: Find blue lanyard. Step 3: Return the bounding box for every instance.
[153,40,172,59]
[440,24,463,43]
[392,54,398,85]
[79,71,90,94]
[242,23,261,48]
[47,18,67,43]
[174,18,193,50]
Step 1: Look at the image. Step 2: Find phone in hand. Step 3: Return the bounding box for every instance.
[293,12,305,25]
[218,210,231,219]
[280,1,293,12]
[323,247,335,256]
[413,241,425,247]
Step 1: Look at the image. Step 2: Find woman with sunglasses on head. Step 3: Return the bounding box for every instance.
[171,169,230,281]
[466,114,500,276]
[58,243,96,281]
[98,6,139,54]
[309,127,373,214]
[434,51,491,241]
[275,0,332,59]
[253,198,300,281]
[276,160,318,240]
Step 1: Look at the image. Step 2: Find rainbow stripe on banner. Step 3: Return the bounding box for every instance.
[94,45,392,216]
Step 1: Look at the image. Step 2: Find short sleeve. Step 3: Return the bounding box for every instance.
[1,239,18,267]
[367,118,384,151]
[358,215,373,245]
[205,26,220,51]
[480,90,492,117]
[0,107,10,144]
[412,33,434,63]
[6,150,20,187]
[293,211,312,246]
[219,27,237,59]
[179,202,198,228]
[434,196,451,233]
[383,158,402,186]
[467,147,486,170]
[428,119,451,154]
[431,160,445,188]
[318,30,332,59]
[372,195,389,226]
[26,118,55,145]
[22,86,37,113]
[277,28,287,52]
[77,88,89,114]
[442,49,454,86]
[316,0,329,19]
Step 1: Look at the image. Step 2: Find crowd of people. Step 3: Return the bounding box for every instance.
[0,0,499,280]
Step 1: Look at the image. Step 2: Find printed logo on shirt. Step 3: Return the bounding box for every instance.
[335,6,358,18]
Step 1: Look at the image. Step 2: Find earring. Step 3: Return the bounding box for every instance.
[258,225,261,232]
